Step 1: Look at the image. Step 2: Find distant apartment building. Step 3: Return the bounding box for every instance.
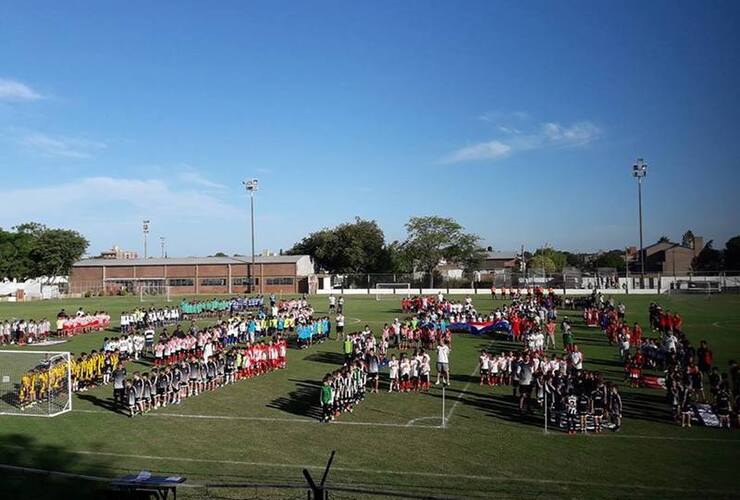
[98,245,139,260]
[635,232,705,275]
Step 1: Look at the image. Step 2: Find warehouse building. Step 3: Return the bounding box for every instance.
[69,255,316,295]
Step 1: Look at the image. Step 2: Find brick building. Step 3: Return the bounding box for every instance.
[635,234,705,275]
[69,255,316,295]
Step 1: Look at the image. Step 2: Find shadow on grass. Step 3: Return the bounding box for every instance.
[267,379,322,419]
[303,351,346,366]
[0,434,110,499]
[77,393,128,415]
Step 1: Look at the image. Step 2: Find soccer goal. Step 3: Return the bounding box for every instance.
[668,280,722,296]
[375,283,411,300]
[138,283,172,303]
[0,350,72,417]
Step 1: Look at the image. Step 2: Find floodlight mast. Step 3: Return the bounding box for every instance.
[142,219,150,259]
[243,179,259,293]
[632,159,648,284]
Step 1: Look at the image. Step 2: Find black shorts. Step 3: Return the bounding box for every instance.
[593,408,604,417]
[480,369,488,376]
[519,384,531,395]
[369,372,378,380]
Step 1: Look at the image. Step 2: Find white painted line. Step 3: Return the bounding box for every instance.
[405,416,443,427]
[443,365,478,426]
[72,409,440,429]
[1,446,736,495]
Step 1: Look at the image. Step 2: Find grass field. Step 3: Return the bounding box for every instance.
[0,293,739,499]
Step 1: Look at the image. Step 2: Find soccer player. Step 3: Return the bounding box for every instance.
[388,354,399,392]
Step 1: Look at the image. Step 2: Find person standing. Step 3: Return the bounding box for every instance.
[112,364,127,406]
[335,313,345,341]
[435,339,451,386]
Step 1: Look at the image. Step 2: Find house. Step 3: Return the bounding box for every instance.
[634,233,705,275]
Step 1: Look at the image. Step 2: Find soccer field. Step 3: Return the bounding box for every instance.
[0,294,739,499]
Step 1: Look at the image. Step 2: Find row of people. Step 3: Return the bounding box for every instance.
[0,318,52,345]
[120,307,180,333]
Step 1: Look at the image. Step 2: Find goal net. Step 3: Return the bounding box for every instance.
[139,284,172,303]
[668,280,722,295]
[0,351,72,417]
[375,283,411,300]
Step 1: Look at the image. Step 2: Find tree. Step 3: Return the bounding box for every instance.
[658,235,671,243]
[533,247,567,271]
[724,236,740,271]
[0,223,88,280]
[29,229,89,278]
[593,250,627,271]
[529,254,556,273]
[400,216,483,287]
[693,240,724,271]
[288,217,389,274]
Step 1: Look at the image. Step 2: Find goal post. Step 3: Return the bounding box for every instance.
[0,350,72,417]
[375,283,411,301]
[139,284,172,303]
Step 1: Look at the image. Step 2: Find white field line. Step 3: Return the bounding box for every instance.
[1,446,737,495]
[443,365,479,426]
[72,409,440,429]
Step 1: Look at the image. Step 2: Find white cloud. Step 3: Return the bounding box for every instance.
[441,140,512,164]
[0,177,241,224]
[442,116,601,164]
[19,132,107,159]
[179,168,226,189]
[541,121,601,146]
[0,78,43,101]
[0,177,245,256]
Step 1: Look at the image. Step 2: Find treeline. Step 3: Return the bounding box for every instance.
[287,216,485,286]
[0,223,88,280]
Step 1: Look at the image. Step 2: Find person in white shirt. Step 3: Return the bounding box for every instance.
[435,340,451,386]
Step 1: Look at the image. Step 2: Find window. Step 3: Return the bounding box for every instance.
[200,278,227,286]
[266,277,294,285]
[169,279,194,287]
[233,277,259,286]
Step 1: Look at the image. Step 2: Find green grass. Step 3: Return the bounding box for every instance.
[1,294,739,499]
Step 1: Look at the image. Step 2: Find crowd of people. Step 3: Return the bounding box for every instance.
[0,318,52,345]
[56,309,111,336]
[119,338,287,417]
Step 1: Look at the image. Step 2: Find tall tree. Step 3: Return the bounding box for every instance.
[400,216,483,287]
[724,236,740,271]
[593,250,627,271]
[288,217,389,274]
[693,240,724,271]
[29,229,89,278]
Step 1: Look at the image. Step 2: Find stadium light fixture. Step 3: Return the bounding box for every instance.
[142,219,150,259]
[243,179,259,293]
[632,159,648,283]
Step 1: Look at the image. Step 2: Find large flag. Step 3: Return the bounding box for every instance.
[448,320,511,335]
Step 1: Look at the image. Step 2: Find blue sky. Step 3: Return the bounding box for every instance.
[1,1,739,257]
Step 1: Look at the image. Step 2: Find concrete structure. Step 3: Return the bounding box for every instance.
[69,255,316,295]
[637,235,705,275]
[98,245,139,260]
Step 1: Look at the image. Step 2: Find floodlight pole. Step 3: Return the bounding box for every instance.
[632,159,648,286]
[243,179,259,293]
[160,236,166,258]
[142,220,150,259]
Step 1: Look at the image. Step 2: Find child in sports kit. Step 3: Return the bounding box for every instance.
[320,375,335,422]
[566,391,578,435]
[577,391,590,433]
[388,354,399,392]
[399,354,411,392]
[409,351,420,391]
[419,350,431,391]
[479,350,489,386]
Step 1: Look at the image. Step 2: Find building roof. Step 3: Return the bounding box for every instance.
[73,255,310,267]
[485,251,518,260]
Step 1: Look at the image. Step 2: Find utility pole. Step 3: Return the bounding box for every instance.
[160,236,166,258]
